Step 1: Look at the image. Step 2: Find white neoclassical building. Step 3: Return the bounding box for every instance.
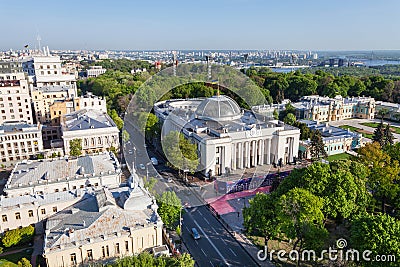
[154,95,300,176]
[61,109,120,156]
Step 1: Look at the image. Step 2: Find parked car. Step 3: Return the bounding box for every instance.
[139,164,146,170]
[191,228,200,240]
[128,150,133,154]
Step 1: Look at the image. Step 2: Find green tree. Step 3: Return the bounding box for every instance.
[278,188,328,254]
[283,113,296,125]
[17,258,32,267]
[137,112,159,140]
[143,176,158,195]
[157,191,182,228]
[109,109,124,130]
[373,121,385,147]
[2,225,35,248]
[69,138,82,157]
[162,131,199,173]
[350,213,400,267]
[309,130,327,160]
[243,193,280,248]
[384,124,394,146]
[122,129,130,143]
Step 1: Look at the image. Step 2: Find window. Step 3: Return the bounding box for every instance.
[52,207,57,212]
[102,246,106,257]
[70,253,77,265]
[87,249,93,260]
[125,241,129,252]
[115,243,120,254]
[28,210,34,217]
[41,208,46,215]
[216,147,219,153]
[106,245,110,257]
[15,212,21,220]
[2,215,7,222]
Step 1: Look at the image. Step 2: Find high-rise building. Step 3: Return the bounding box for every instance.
[0,62,33,124]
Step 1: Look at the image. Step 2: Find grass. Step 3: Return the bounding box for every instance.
[339,125,374,139]
[360,122,400,134]
[0,248,33,267]
[327,153,353,161]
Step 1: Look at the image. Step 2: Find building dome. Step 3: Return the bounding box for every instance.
[195,95,241,121]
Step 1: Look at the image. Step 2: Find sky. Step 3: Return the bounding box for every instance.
[2,0,400,51]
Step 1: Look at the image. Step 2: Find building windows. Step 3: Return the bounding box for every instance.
[102,246,106,258]
[87,249,93,260]
[115,243,120,254]
[70,253,77,265]
[15,212,21,220]
[106,245,110,257]
[28,210,34,217]
[125,241,129,252]
[52,207,57,213]
[41,208,46,215]
[2,215,7,222]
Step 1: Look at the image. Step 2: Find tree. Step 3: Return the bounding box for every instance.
[162,131,199,173]
[17,258,32,267]
[384,124,394,146]
[243,193,280,248]
[373,121,385,147]
[137,112,159,140]
[278,188,328,255]
[122,129,130,143]
[143,176,158,195]
[69,138,82,157]
[157,191,182,228]
[283,113,296,125]
[350,213,400,267]
[109,109,124,130]
[358,142,400,213]
[2,225,35,248]
[309,130,327,160]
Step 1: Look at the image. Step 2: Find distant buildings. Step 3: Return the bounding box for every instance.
[298,120,363,159]
[154,95,300,176]
[0,62,33,124]
[61,109,120,156]
[375,101,400,121]
[86,66,107,78]
[292,95,375,122]
[0,122,43,163]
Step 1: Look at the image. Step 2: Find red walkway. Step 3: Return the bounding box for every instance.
[206,186,271,215]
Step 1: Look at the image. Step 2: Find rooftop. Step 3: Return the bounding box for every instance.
[5,152,119,190]
[0,122,41,134]
[61,109,117,131]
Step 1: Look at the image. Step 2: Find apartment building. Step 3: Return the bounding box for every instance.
[86,66,107,78]
[0,122,43,163]
[61,110,119,156]
[0,62,33,124]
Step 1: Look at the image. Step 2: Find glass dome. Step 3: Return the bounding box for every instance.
[195,95,241,121]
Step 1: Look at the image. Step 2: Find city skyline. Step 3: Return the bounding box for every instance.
[2,0,400,51]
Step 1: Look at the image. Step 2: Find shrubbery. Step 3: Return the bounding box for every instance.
[1,225,35,248]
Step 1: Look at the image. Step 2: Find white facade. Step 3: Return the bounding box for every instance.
[61,110,120,155]
[155,96,300,176]
[0,71,33,124]
[86,66,107,78]
[0,123,43,163]
[22,54,76,90]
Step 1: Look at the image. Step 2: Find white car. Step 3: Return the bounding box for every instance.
[139,164,146,170]
[128,150,133,154]
[151,157,158,165]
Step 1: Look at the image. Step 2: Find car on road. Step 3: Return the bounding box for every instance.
[191,228,200,240]
[150,157,158,165]
[128,150,133,154]
[139,163,146,170]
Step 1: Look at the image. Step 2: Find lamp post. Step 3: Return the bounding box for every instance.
[146,162,152,180]
[133,146,137,169]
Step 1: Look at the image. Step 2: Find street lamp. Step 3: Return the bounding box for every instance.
[133,146,137,169]
[146,162,152,180]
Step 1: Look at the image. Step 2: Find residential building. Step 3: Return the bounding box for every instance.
[43,185,163,267]
[298,120,363,159]
[86,66,107,78]
[22,52,76,90]
[31,85,77,124]
[0,63,33,124]
[292,95,375,122]
[0,191,81,233]
[0,122,43,163]
[61,110,119,156]
[375,101,400,121]
[49,93,107,126]
[3,152,121,198]
[154,95,300,176]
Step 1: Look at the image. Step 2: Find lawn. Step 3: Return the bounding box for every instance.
[339,125,374,139]
[0,248,33,267]
[327,153,353,161]
[360,122,400,134]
